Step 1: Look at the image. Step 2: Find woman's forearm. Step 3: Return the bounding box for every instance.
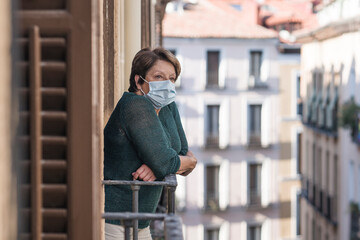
[177,150,197,176]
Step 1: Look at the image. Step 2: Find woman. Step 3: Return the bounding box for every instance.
[104,47,197,239]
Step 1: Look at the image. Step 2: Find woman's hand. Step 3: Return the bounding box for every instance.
[176,150,197,176]
[132,164,156,181]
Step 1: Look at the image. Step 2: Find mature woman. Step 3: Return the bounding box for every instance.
[104,47,197,239]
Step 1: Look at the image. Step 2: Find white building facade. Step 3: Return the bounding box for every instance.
[164,36,299,240]
[297,0,360,239]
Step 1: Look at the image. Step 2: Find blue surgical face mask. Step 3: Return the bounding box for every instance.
[139,76,176,109]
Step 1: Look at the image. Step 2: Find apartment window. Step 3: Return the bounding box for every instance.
[312,143,316,180]
[249,51,262,87]
[306,140,309,178]
[320,85,330,127]
[312,143,316,200]
[358,166,360,208]
[325,151,330,212]
[306,213,309,240]
[326,86,338,131]
[249,163,262,205]
[317,226,322,240]
[248,224,262,240]
[249,104,262,145]
[333,154,338,220]
[205,227,220,240]
[206,165,220,210]
[207,51,220,88]
[206,105,220,148]
[312,219,316,240]
[296,132,302,174]
[168,49,176,56]
[296,193,301,235]
[296,74,303,116]
[317,147,322,188]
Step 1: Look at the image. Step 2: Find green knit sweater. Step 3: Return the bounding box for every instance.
[104,92,188,228]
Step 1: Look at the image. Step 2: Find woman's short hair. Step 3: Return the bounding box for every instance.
[128,47,181,92]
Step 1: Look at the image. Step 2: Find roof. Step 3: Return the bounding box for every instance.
[162,0,278,39]
[259,0,318,30]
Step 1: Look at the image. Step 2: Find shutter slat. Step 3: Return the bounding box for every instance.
[42,233,67,240]
[17,38,66,47]
[20,111,67,120]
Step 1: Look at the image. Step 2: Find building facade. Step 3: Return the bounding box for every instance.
[163,0,308,239]
[297,0,360,239]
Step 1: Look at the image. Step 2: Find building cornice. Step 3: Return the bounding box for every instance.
[296,15,360,43]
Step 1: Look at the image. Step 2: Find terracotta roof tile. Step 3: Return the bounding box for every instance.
[163,0,278,39]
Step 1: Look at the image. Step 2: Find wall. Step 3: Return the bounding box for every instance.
[300,28,360,240]
[0,0,17,239]
[165,37,282,240]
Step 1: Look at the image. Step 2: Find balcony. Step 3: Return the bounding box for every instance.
[301,177,337,226]
[304,92,338,137]
[205,193,220,211]
[205,136,220,149]
[248,76,268,90]
[102,174,183,240]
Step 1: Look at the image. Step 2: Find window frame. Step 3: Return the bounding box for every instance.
[203,98,229,149]
[206,50,220,88]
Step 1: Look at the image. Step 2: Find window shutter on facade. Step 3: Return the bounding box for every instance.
[261,101,270,147]
[18,25,68,240]
[219,160,229,210]
[198,163,205,209]
[261,159,271,207]
[261,219,270,240]
[16,0,102,239]
[219,221,230,240]
[241,161,249,206]
[219,100,229,149]
[175,175,186,211]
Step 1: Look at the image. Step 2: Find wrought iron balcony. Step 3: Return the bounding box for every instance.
[102,174,183,240]
[301,177,337,226]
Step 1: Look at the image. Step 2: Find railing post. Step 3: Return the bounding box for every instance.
[164,216,183,240]
[123,220,132,240]
[131,185,140,240]
[167,186,176,214]
[164,174,177,214]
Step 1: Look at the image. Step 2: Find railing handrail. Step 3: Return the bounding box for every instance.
[102,174,178,187]
[102,174,182,240]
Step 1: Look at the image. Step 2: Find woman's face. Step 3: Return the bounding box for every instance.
[136,60,176,94]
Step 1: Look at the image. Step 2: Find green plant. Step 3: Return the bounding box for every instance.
[340,98,360,138]
[350,201,360,213]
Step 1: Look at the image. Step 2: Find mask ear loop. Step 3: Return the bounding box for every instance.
[139,76,149,96]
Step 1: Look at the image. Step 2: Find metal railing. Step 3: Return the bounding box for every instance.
[102,174,183,240]
[301,177,337,226]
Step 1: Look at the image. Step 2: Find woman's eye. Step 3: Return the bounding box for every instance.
[155,75,163,79]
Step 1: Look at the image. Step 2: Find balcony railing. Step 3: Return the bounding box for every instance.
[249,189,262,206]
[102,174,183,240]
[301,177,337,226]
[304,95,338,137]
[206,193,220,211]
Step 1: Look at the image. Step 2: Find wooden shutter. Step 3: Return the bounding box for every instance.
[16,0,102,239]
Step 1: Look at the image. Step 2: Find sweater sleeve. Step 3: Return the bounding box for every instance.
[169,102,188,156]
[122,96,180,180]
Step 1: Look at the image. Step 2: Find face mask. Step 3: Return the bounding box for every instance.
[139,76,176,109]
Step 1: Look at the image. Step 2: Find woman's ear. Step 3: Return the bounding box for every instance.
[134,75,141,90]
